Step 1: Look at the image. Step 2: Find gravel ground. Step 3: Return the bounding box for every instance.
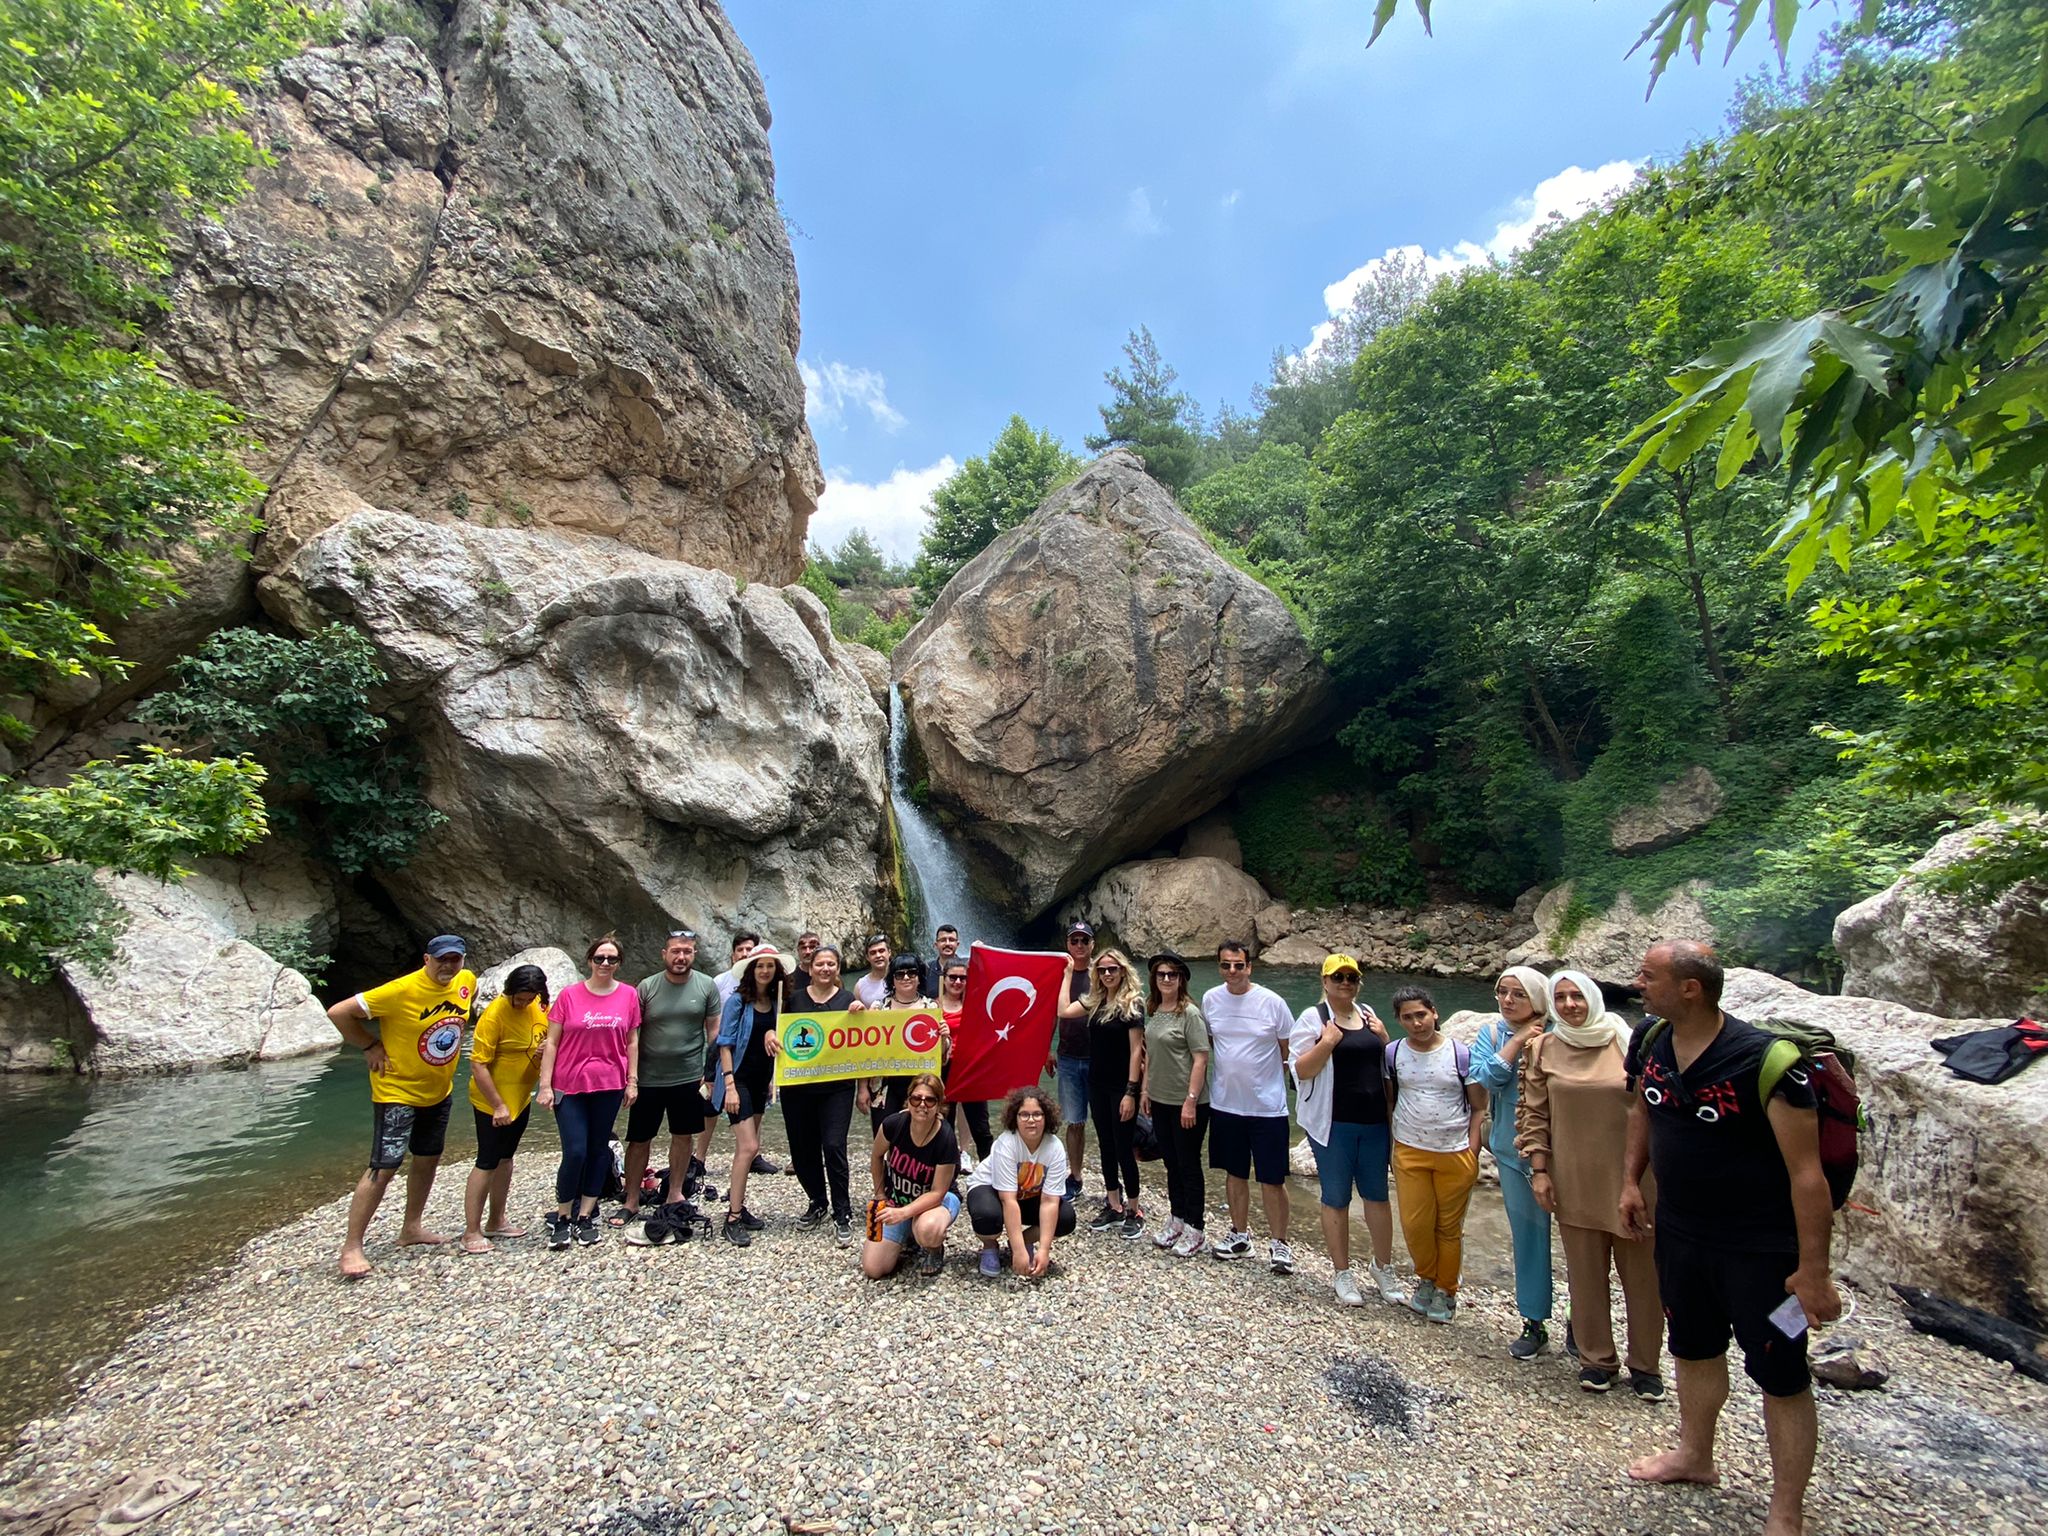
[2,1159,2042,1536]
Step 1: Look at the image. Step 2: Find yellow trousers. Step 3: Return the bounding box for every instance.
[1392,1142,1479,1296]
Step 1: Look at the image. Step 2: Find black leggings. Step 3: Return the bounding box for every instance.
[1088,1065,1142,1202]
[1156,1101,1210,1228]
[955,1098,992,1159]
[782,1080,856,1222]
[966,1184,1077,1238]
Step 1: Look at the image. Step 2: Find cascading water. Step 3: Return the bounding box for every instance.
[888,683,1012,950]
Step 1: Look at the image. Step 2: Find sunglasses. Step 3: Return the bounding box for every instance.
[1095,963,1122,974]
[1218,960,1249,971]
[592,955,621,966]
[1066,937,1091,947]
[666,929,697,941]
[1151,969,1184,981]
[907,1094,941,1107]
[1329,973,1361,985]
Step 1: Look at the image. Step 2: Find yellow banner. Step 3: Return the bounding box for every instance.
[773,1008,944,1087]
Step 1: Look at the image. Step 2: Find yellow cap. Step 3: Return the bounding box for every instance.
[1321,953,1362,978]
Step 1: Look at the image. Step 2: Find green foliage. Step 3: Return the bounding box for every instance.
[800,560,912,655]
[355,1,439,54]
[246,919,330,988]
[1086,326,1203,492]
[1232,754,1426,909]
[1182,442,1317,575]
[138,628,443,873]
[911,416,1080,605]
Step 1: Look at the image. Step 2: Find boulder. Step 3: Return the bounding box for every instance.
[1059,857,1272,959]
[0,974,92,1073]
[476,947,583,1011]
[186,839,345,954]
[840,640,891,717]
[1607,764,1725,854]
[1505,879,1714,991]
[893,452,1334,917]
[1253,900,1294,946]
[1180,809,1244,868]
[55,875,336,1073]
[273,510,889,964]
[1721,967,2048,1327]
[1260,935,1333,968]
[1834,819,2048,1020]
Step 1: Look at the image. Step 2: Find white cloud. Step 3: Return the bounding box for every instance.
[799,359,907,433]
[807,458,959,566]
[1124,186,1165,237]
[1220,188,1242,211]
[1298,159,1641,361]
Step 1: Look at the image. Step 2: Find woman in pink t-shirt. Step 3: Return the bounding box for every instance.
[536,934,642,1248]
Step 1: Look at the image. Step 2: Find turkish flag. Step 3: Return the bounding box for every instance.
[947,943,1069,1103]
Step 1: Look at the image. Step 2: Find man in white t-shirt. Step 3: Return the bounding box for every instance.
[854,935,893,1009]
[1200,939,1297,1273]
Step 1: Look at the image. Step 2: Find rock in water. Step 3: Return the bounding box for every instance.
[1834,818,2048,1020]
[1061,857,1273,958]
[1504,878,1715,990]
[274,511,888,960]
[892,452,1333,918]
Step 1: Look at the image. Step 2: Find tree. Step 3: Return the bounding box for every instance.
[911,416,1080,604]
[1086,326,1203,492]
[818,528,888,587]
[1259,246,1434,451]
[1,0,329,977]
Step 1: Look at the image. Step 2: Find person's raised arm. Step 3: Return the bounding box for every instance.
[1768,1096,1842,1324]
[1471,1018,1518,1092]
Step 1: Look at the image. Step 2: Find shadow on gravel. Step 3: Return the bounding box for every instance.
[588,1502,705,1534]
[1827,1389,2048,1497]
[1324,1352,1460,1436]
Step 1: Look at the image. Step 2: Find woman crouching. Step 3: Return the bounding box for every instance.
[862,1071,961,1279]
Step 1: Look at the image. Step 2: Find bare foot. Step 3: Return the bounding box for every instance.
[459,1233,492,1254]
[485,1223,527,1239]
[1627,1449,1719,1486]
[396,1227,448,1247]
[339,1247,372,1279]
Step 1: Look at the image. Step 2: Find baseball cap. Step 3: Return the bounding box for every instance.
[1066,920,1094,939]
[425,934,467,958]
[1321,953,1362,978]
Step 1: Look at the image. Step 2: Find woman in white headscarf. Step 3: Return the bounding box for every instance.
[1517,970,1664,1399]
[1471,964,1555,1360]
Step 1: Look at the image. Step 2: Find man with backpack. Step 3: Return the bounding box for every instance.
[1621,940,1841,1536]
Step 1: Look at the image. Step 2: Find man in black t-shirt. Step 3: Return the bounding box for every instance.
[1620,941,1840,1536]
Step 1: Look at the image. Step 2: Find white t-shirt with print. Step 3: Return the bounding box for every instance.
[1389,1037,1472,1155]
[967,1130,1069,1202]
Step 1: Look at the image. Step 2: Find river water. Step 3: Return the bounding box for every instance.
[0,963,1503,1441]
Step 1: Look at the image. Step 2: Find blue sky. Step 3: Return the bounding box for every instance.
[726,0,1822,563]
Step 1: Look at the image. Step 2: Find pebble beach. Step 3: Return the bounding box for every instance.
[3,1162,2043,1536]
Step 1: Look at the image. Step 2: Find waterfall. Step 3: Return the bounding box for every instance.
[888,683,1012,950]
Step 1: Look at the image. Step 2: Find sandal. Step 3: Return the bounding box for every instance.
[607,1207,642,1228]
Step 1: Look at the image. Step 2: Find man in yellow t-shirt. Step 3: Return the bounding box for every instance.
[326,935,478,1278]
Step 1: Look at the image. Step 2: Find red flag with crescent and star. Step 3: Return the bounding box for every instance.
[948,943,1069,1102]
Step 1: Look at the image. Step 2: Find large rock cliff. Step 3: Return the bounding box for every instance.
[892,452,1335,919]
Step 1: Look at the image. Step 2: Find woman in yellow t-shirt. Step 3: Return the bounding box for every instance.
[461,964,550,1254]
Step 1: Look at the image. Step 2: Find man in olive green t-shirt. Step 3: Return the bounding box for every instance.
[621,932,722,1216]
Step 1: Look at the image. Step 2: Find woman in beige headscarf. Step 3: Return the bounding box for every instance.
[1518,969,1664,1399]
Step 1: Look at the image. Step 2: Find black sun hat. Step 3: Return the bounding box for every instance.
[1146,949,1192,981]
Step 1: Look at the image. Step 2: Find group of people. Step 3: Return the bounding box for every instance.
[330,921,1840,1536]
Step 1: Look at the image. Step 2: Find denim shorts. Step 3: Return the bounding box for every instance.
[880,1189,961,1246]
[1056,1055,1090,1126]
[1312,1120,1393,1207]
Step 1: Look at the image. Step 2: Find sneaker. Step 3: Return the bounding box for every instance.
[545,1212,572,1251]
[1565,1320,1579,1360]
[625,1215,675,1247]
[1368,1261,1407,1306]
[736,1206,765,1231]
[722,1214,753,1248]
[1580,1366,1616,1393]
[1406,1278,1438,1316]
[796,1201,828,1230]
[916,1245,945,1278]
[1425,1289,1456,1324]
[1509,1320,1550,1361]
[1171,1227,1206,1257]
[1089,1205,1125,1233]
[1063,1176,1083,1199]
[574,1216,602,1246]
[1120,1210,1146,1240]
[1332,1269,1366,1307]
[1151,1216,1185,1250]
[1629,1370,1667,1402]
[687,1155,707,1182]
[833,1217,853,1247]
[1268,1240,1296,1275]
[1211,1229,1252,1261]
[959,1150,977,1174]
[978,1247,1001,1278]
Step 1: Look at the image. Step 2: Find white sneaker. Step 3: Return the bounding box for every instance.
[1171,1227,1206,1257]
[1332,1269,1365,1306]
[1151,1216,1185,1249]
[1211,1229,1252,1261]
[1268,1239,1296,1275]
[1368,1260,1408,1306]
[959,1150,977,1174]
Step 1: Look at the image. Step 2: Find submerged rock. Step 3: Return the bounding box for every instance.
[893,452,1333,918]
[274,510,888,963]
[1060,856,1272,959]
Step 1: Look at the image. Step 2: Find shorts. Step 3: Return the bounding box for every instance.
[626,1081,708,1143]
[728,1072,772,1125]
[1655,1228,1812,1397]
[1209,1109,1290,1186]
[1056,1054,1089,1126]
[369,1096,452,1170]
[472,1104,532,1170]
[879,1190,961,1246]
[1312,1120,1392,1206]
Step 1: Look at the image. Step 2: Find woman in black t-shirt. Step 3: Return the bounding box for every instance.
[861,1071,960,1279]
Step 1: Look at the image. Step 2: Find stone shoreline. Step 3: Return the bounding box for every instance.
[4,1158,2044,1535]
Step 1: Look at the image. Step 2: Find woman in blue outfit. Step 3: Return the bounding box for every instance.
[1471,964,1555,1360]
